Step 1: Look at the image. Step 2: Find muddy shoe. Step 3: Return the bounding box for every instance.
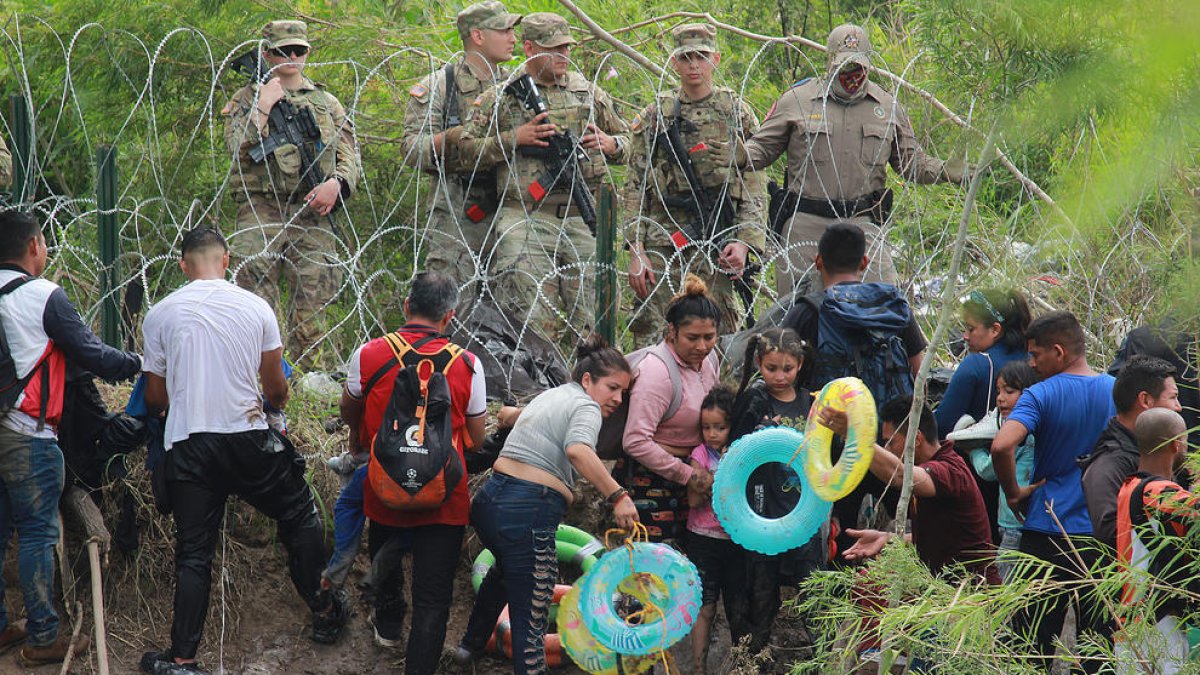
[311,590,348,644]
[140,650,210,674]
[18,631,90,666]
[0,624,27,654]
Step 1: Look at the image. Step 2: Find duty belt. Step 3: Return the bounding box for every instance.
[790,189,893,224]
[539,191,594,220]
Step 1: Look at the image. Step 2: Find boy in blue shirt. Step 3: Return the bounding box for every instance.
[992,310,1115,673]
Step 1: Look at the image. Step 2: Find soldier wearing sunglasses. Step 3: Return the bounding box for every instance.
[222,20,359,365]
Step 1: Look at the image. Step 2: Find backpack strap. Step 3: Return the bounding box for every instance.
[649,342,685,423]
[0,275,48,428]
[443,62,461,129]
[0,276,33,297]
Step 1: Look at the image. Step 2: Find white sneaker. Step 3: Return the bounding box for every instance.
[947,410,1002,449]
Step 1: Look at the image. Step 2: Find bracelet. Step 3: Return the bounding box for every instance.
[606,487,628,505]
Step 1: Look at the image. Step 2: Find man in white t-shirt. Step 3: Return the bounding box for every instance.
[138,228,345,675]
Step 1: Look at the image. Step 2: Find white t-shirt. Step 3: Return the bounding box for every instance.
[142,279,282,449]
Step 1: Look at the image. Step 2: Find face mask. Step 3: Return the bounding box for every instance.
[830,62,868,103]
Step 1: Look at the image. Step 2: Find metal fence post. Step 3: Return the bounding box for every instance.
[595,185,618,346]
[97,145,120,348]
[9,95,32,203]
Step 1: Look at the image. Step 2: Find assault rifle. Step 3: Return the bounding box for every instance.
[655,101,760,328]
[230,49,343,211]
[505,74,598,234]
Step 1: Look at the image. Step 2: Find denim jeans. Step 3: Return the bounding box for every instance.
[461,473,567,675]
[995,526,1023,583]
[369,522,462,675]
[0,426,65,646]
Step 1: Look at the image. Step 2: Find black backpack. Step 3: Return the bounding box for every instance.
[806,282,915,407]
[363,332,468,511]
[0,276,49,425]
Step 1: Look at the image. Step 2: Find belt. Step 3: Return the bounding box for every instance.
[794,190,888,220]
[539,192,590,219]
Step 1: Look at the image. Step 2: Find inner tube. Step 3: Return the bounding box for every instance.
[577,542,701,656]
[803,377,877,501]
[472,525,604,593]
[488,584,572,667]
[559,584,658,674]
[712,426,833,555]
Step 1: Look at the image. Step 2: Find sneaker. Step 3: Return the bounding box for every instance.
[311,590,348,644]
[140,650,210,674]
[449,644,480,666]
[0,624,26,655]
[18,631,90,667]
[946,410,1002,450]
[370,611,402,649]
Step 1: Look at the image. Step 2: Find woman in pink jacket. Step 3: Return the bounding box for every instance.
[614,276,722,543]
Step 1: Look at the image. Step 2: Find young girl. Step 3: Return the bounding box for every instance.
[960,360,1039,581]
[685,385,738,674]
[726,328,818,661]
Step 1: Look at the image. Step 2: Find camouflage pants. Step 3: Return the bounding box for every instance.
[229,198,344,364]
[486,204,595,352]
[420,203,492,312]
[627,243,743,349]
[774,212,896,298]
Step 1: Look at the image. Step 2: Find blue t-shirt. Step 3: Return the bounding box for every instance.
[935,343,1027,437]
[1007,372,1116,535]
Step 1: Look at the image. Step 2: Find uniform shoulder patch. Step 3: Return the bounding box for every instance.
[630,114,643,132]
[409,83,429,98]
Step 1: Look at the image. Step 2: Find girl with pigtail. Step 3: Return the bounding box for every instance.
[725,327,826,664]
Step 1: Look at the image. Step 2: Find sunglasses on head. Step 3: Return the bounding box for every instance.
[269,45,309,58]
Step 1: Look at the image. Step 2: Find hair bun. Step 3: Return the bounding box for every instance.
[682,274,709,298]
[574,332,611,361]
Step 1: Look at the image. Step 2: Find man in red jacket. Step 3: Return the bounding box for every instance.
[340,271,486,674]
[0,210,141,665]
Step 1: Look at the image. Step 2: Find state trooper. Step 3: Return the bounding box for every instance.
[222,20,360,363]
[400,1,521,309]
[450,12,629,350]
[714,23,967,297]
[621,23,767,347]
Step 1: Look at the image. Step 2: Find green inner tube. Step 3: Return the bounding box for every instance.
[472,525,604,594]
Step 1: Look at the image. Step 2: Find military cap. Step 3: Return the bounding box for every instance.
[457,1,522,41]
[671,23,717,56]
[826,23,871,71]
[262,20,310,50]
[521,12,577,48]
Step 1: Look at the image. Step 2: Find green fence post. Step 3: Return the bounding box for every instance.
[97,145,120,347]
[9,95,31,203]
[595,185,617,346]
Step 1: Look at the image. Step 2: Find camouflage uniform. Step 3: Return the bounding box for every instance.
[222,20,360,363]
[0,134,11,188]
[455,13,629,349]
[742,24,963,296]
[621,24,767,347]
[400,1,520,305]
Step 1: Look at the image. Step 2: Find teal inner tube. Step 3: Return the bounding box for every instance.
[711,426,833,555]
[472,524,604,594]
[577,542,701,656]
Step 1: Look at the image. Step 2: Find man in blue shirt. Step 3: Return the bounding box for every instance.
[992,310,1115,672]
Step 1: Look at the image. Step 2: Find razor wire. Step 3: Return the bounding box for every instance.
[0,15,1177,399]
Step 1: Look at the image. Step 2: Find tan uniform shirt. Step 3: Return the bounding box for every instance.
[223,78,359,200]
[0,134,11,189]
[621,87,767,252]
[745,79,949,201]
[455,70,629,198]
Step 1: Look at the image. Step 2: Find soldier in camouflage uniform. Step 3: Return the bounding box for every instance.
[222,20,359,364]
[451,12,629,349]
[0,134,11,188]
[400,1,521,309]
[714,24,967,297]
[622,24,767,348]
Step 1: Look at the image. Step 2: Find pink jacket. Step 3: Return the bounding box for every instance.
[622,342,719,485]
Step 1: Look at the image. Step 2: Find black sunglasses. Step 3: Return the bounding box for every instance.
[269,45,309,58]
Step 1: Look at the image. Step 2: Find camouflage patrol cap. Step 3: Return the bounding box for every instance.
[262,20,310,50]
[521,12,577,48]
[671,23,717,56]
[457,1,522,41]
[826,23,871,71]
